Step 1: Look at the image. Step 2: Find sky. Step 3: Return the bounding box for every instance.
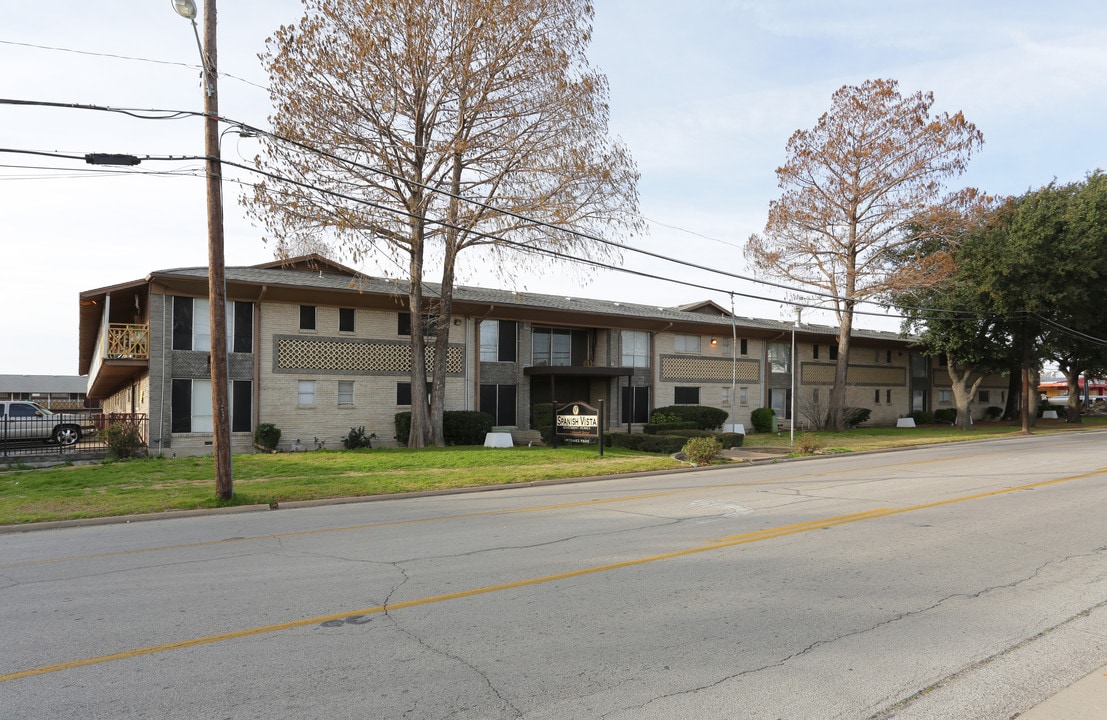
[3,0,1106,376]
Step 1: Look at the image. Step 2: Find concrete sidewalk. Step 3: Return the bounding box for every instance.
[1018,665,1107,719]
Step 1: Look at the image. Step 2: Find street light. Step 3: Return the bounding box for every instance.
[172,0,233,499]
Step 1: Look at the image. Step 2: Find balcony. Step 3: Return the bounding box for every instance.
[88,323,150,400]
[106,323,150,360]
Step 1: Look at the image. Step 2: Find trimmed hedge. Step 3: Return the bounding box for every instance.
[934,408,957,424]
[909,410,934,425]
[650,405,729,430]
[608,433,688,453]
[394,410,496,445]
[643,421,698,434]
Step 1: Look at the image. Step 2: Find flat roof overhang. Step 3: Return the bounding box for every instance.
[523,365,635,378]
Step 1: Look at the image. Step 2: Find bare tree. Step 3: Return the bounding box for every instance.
[746,79,982,430]
[245,0,641,446]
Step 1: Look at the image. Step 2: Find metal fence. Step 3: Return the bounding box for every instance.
[1,413,148,460]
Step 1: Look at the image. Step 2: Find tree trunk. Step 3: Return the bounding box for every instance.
[407,217,431,448]
[947,359,984,431]
[1063,368,1083,424]
[826,308,854,432]
[1002,366,1020,420]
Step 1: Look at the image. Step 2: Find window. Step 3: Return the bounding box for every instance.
[769,343,790,373]
[621,385,650,423]
[740,338,748,355]
[887,350,893,364]
[173,297,210,351]
[479,384,517,425]
[721,387,731,405]
[939,389,952,404]
[230,302,253,353]
[621,330,649,367]
[339,308,355,333]
[480,320,518,362]
[739,387,749,406]
[875,389,881,404]
[674,334,700,353]
[674,387,700,405]
[338,381,354,406]
[978,390,990,403]
[171,379,251,433]
[532,327,589,366]
[396,382,433,406]
[813,344,819,359]
[829,346,838,360]
[298,380,316,406]
[398,312,437,336]
[174,298,252,352]
[886,389,892,404]
[300,306,316,331]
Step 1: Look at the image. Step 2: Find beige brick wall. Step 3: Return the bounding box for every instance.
[257,302,469,449]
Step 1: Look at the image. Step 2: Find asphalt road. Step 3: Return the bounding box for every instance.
[3,432,1107,719]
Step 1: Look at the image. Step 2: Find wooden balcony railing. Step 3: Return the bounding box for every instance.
[106,324,150,360]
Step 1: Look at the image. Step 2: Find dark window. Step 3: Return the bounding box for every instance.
[875,389,881,404]
[979,390,990,403]
[887,350,893,363]
[339,308,355,333]
[171,379,192,433]
[398,312,437,336]
[232,381,252,433]
[479,384,517,425]
[173,297,193,351]
[813,344,819,359]
[829,346,838,360]
[232,302,253,353]
[886,389,892,404]
[621,385,651,423]
[674,387,700,405]
[8,403,37,418]
[300,305,316,331]
[397,382,433,406]
[498,321,517,362]
[740,338,748,355]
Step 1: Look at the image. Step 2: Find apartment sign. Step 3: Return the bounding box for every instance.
[555,402,600,443]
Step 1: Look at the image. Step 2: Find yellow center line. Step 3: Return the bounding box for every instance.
[5,465,1104,684]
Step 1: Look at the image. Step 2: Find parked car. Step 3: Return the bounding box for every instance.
[0,401,86,445]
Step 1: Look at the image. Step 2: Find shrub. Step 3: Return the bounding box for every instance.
[342,426,376,450]
[394,411,495,446]
[682,436,722,466]
[714,432,744,448]
[608,433,687,453]
[442,411,495,445]
[651,405,729,430]
[254,423,281,452]
[655,428,714,439]
[394,412,411,445]
[750,407,775,433]
[910,410,934,425]
[844,407,871,427]
[531,404,554,445]
[649,410,681,425]
[985,406,1003,420]
[934,408,957,424]
[794,433,824,454]
[100,420,145,459]
[643,421,698,434]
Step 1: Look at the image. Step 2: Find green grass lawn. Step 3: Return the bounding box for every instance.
[0,446,681,525]
[2,417,1104,526]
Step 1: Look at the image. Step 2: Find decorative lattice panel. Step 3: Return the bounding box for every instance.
[802,362,906,386]
[660,355,760,383]
[275,336,464,375]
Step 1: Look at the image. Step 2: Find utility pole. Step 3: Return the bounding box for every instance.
[174,0,232,498]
